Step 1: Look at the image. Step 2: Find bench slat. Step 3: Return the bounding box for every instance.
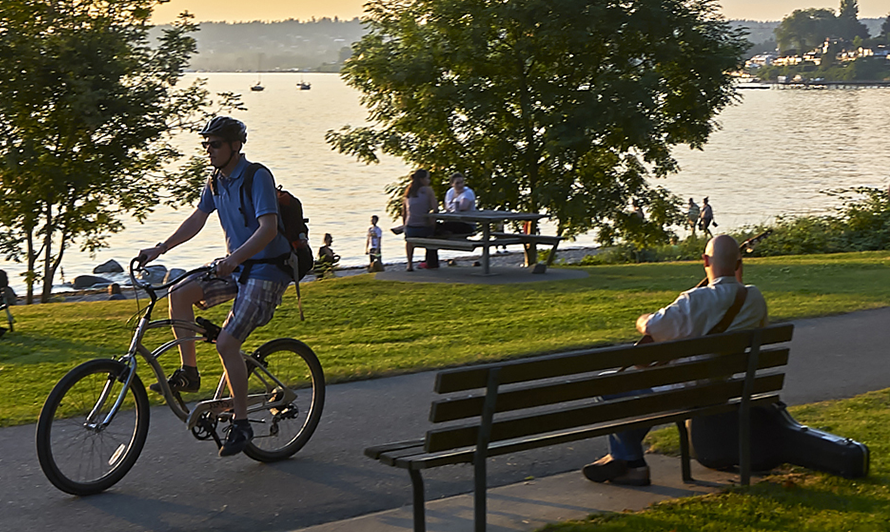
[379,394,781,470]
[364,439,425,460]
[430,347,789,422]
[404,237,479,252]
[490,232,563,245]
[425,374,784,452]
[435,324,793,393]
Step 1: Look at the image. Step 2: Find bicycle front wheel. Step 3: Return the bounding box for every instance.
[243,338,325,462]
[36,359,150,495]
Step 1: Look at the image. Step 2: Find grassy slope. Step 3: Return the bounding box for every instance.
[3,251,890,427]
[543,389,890,532]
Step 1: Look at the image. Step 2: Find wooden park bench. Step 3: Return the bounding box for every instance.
[364,323,794,532]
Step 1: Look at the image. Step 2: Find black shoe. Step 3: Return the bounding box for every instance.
[149,368,200,394]
[219,422,254,457]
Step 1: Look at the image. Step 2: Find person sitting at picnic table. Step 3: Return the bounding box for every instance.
[402,168,439,271]
[437,172,477,236]
[581,234,768,487]
[315,233,340,274]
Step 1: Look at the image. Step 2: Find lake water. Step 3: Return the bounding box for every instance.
[2,74,889,294]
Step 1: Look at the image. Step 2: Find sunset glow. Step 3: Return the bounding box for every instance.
[149,0,889,25]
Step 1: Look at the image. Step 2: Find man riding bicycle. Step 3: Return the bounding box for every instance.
[138,116,293,457]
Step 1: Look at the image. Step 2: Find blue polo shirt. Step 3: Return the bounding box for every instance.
[198,156,292,284]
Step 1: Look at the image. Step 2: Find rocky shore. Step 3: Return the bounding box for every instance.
[9,246,601,305]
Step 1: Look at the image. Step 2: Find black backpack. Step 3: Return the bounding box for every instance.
[211,163,313,318]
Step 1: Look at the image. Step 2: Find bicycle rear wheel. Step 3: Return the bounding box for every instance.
[243,338,325,462]
[36,359,150,495]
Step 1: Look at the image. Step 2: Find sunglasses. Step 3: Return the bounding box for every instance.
[201,140,225,149]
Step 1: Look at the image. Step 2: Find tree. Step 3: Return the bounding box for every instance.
[327,0,748,246]
[775,8,837,54]
[0,1,240,303]
[836,0,869,42]
[881,12,890,38]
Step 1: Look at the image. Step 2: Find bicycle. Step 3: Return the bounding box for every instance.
[36,258,325,496]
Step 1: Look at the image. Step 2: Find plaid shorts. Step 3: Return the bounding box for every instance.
[190,274,287,343]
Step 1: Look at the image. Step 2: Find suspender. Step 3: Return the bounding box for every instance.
[708,284,748,335]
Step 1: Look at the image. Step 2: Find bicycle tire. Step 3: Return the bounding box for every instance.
[242,338,325,462]
[36,359,150,495]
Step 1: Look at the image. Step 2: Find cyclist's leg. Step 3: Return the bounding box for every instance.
[218,279,287,419]
[168,279,205,366]
[217,331,248,419]
[169,274,238,365]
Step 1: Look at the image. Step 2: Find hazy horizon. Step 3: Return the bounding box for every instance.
[150,0,888,26]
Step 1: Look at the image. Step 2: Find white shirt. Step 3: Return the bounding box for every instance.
[445,187,476,212]
[367,225,382,249]
[644,276,768,343]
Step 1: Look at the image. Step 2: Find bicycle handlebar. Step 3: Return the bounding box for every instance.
[128,256,214,296]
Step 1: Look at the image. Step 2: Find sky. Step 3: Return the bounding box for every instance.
[150,0,888,25]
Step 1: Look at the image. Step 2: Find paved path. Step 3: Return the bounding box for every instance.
[2,307,888,532]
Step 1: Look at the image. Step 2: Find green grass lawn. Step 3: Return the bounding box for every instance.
[3,251,890,426]
[543,388,890,532]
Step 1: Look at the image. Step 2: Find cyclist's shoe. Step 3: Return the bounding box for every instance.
[219,421,254,457]
[149,368,201,394]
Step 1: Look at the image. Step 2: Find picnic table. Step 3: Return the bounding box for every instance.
[419,210,560,275]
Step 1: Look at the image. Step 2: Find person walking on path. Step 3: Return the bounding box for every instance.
[137,116,293,457]
[687,198,700,236]
[700,197,715,237]
[402,169,439,271]
[582,234,768,486]
[365,215,383,269]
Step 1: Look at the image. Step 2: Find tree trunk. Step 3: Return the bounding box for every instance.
[41,202,53,303]
[25,230,35,305]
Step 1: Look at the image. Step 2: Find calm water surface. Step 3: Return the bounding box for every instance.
[2,75,889,293]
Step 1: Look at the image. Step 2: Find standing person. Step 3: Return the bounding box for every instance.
[402,169,439,271]
[700,197,715,237]
[365,215,383,268]
[687,198,700,236]
[137,116,293,457]
[581,235,768,486]
[439,172,476,235]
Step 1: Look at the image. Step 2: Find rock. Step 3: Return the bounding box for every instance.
[93,259,124,274]
[164,268,187,284]
[138,265,168,285]
[73,275,112,289]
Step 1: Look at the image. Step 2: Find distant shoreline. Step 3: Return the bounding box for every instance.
[8,247,602,305]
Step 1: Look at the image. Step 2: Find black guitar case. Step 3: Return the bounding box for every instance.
[688,401,869,479]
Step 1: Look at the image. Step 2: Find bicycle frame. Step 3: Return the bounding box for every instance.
[94,259,296,431]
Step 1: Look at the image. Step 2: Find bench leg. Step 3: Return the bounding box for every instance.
[409,469,426,532]
[546,240,561,267]
[676,421,693,483]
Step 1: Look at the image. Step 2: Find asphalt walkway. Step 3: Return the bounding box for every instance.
[1,292,888,532]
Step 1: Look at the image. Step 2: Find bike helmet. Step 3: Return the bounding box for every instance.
[199,116,247,143]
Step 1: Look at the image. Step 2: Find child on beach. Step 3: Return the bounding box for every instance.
[365,215,383,269]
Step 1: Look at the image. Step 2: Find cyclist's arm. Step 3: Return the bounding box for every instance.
[138,208,209,264]
[215,213,278,277]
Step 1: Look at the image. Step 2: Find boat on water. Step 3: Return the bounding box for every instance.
[251,73,264,91]
[297,79,311,90]
[736,83,771,90]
